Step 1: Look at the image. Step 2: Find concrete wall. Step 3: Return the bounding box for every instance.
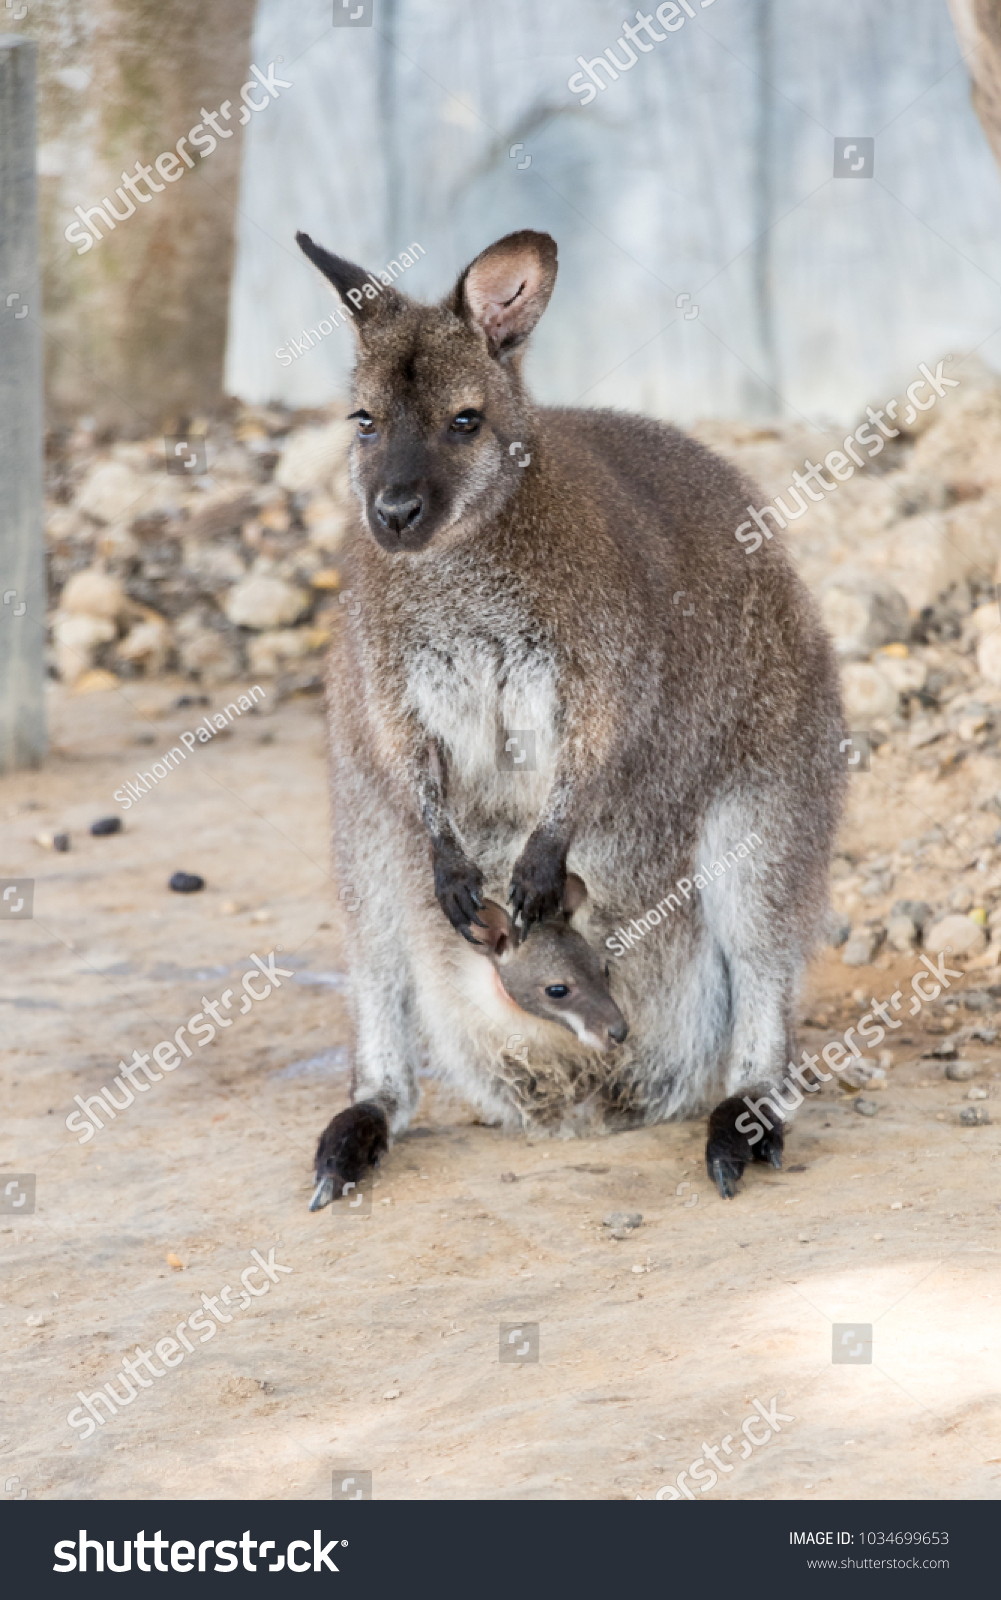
[226,0,1001,424]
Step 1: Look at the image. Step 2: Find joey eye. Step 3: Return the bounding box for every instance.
[349,409,376,438]
[544,984,570,1000]
[449,409,482,435]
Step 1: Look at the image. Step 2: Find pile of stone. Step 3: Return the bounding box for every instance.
[44,404,355,691]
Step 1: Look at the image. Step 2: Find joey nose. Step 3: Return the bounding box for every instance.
[374,489,424,536]
[608,1017,629,1045]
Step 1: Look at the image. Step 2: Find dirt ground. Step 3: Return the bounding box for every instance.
[1,678,999,1503]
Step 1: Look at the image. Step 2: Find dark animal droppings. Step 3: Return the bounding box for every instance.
[90,816,122,836]
[169,871,205,893]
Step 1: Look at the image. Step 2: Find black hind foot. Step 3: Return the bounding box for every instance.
[310,1101,389,1211]
[706,1096,784,1199]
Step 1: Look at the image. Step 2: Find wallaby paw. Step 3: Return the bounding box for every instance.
[508,834,567,932]
[310,1101,388,1211]
[433,846,485,939]
[705,1095,784,1199]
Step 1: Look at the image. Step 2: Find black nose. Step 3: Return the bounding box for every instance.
[374,489,424,536]
[608,1017,628,1045]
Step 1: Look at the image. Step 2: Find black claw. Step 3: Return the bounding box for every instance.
[711,1156,740,1200]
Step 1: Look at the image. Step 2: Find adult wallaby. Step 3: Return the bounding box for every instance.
[298,226,845,1205]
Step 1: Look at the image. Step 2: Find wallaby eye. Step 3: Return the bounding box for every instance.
[349,409,376,438]
[449,409,482,435]
[544,984,570,1000]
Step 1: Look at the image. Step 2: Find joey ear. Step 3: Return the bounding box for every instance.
[561,873,589,919]
[451,230,557,360]
[468,899,516,961]
[296,232,405,332]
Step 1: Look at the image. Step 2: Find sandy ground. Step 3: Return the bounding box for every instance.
[1,679,999,1503]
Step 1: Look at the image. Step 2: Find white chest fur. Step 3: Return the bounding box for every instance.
[405,633,559,797]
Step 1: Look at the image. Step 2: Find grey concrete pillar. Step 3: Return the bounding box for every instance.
[0,34,46,773]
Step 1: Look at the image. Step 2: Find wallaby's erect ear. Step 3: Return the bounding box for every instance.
[469,899,516,961]
[451,230,558,360]
[295,231,405,331]
[561,873,588,918]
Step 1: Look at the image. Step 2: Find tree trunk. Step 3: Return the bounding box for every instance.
[26,0,256,433]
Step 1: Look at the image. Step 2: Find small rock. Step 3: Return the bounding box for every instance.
[840,662,899,723]
[603,1212,642,1231]
[819,572,909,659]
[961,990,991,1010]
[174,694,210,709]
[960,1106,990,1125]
[630,1263,649,1274]
[60,567,127,621]
[175,613,244,685]
[873,651,927,694]
[827,914,851,948]
[890,1201,903,1209]
[168,871,204,893]
[247,626,317,677]
[949,886,974,913]
[500,1172,517,1183]
[90,816,122,836]
[275,418,353,495]
[383,1386,402,1400]
[886,914,917,953]
[224,574,310,631]
[967,1086,989,1100]
[53,833,70,852]
[890,899,931,932]
[25,1313,46,1327]
[52,611,116,686]
[76,459,149,523]
[945,1059,976,1080]
[854,1098,880,1116]
[928,1038,958,1059]
[923,914,987,960]
[842,927,883,967]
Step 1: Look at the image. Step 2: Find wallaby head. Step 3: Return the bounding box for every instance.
[469,874,629,1053]
[295,228,558,553]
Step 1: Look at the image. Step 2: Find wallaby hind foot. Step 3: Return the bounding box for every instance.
[310,1101,389,1211]
[706,1096,784,1200]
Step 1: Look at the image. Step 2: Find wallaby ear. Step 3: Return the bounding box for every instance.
[296,231,405,333]
[451,230,557,360]
[561,873,588,919]
[469,899,516,961]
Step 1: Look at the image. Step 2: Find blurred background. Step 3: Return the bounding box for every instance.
[7,0,1001,736]
[20,0,1001,425]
